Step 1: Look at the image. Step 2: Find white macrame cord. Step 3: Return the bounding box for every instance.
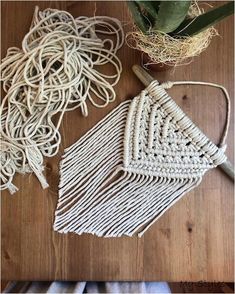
[0,6,124,193]
[54,80,229,237]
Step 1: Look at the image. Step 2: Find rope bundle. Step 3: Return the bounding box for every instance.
[0,6,124,194]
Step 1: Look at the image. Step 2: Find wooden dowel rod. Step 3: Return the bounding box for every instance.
[220,161,234,181]
[132,64,154,86]
[132,64,234,182]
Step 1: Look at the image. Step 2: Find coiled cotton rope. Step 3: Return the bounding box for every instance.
[0,6,124,194]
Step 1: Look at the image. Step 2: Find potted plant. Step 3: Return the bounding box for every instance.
[126,1,234,70]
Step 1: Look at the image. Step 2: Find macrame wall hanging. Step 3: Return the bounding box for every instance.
[54,66,231,237]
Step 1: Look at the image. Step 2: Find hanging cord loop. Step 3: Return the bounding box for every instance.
[160,81,231,149]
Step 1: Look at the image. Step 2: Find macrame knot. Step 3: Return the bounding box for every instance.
[160,81,174,89]
[220,144,227,153]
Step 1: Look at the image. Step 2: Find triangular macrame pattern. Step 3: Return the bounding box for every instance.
[54,81,226,237]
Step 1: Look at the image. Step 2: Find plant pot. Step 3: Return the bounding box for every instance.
[142,53,173,72]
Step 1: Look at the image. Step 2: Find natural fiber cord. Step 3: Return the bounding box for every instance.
[54,80,229,237]
[0,7,123,193]
[126,2,218,66]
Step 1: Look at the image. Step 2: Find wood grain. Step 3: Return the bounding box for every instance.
[1,1,234,281]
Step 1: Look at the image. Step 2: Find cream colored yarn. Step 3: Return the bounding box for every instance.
[0,6,124,194]
[54,80,229,237]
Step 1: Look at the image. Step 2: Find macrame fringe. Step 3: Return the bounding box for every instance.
[54,100,130,235]
[54,99,201,237]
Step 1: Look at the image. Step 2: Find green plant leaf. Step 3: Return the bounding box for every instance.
[174,1,234,36]
[127,1,148,33]
[153,1,191,33]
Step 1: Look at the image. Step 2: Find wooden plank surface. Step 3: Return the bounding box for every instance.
[1,1,234,281]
